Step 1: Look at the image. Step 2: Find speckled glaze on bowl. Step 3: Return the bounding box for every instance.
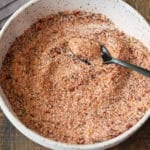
[0,0,150,150]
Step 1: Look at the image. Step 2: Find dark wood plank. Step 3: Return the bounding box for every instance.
[110,120,150,150]
[124,0,150,23]
[0,0,150,149]
[0,110,46,150]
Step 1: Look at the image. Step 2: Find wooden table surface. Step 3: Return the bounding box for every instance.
[0,0,150,149]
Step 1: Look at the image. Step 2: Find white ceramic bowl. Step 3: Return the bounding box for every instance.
[0,0,150,150]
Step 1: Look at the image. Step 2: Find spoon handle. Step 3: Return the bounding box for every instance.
[111,58,150,77]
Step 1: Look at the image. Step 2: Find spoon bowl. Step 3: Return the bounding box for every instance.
[101,45,112,63]
[100,45,150,77]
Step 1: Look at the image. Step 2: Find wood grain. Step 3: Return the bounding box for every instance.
[0,0,150,149]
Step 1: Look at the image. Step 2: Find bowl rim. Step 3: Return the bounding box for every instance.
[0,0,150,149]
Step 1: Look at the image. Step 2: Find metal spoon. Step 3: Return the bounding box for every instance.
[101,45,150,77]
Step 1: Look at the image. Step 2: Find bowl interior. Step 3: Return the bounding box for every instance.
[0,0,150,150]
